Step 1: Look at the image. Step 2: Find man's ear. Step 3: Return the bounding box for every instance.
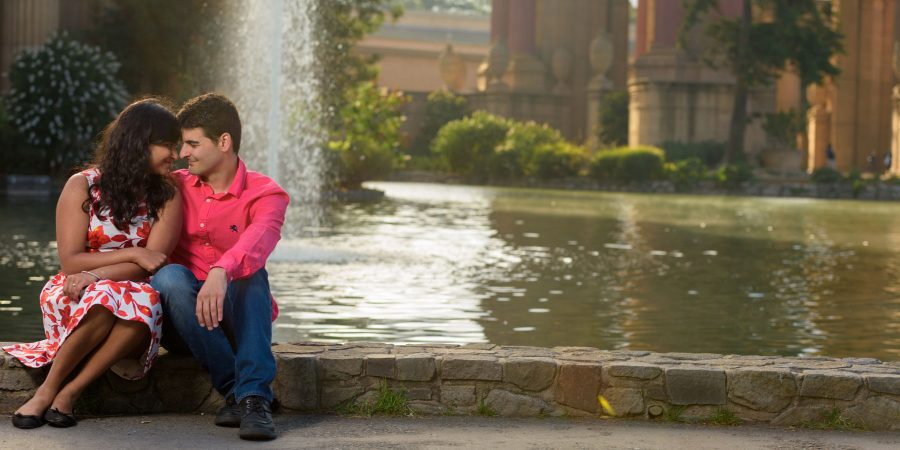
[218,133,233,153]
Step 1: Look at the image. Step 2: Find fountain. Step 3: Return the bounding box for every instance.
[219,0,327,237]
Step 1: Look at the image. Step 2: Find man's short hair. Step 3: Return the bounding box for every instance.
[177,93,242,154]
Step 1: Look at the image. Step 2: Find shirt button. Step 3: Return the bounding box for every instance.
[206,198,211,203]
[200,223,205,228]
[204,242,210,246]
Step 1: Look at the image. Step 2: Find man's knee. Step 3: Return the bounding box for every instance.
[151,264,195,296]
[231,269,270,292]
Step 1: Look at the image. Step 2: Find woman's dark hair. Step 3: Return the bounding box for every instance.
[84,98,179,230]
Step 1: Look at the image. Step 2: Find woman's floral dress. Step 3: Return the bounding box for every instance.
[2,168,163,380]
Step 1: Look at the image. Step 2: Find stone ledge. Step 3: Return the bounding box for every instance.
[1,343,898,431]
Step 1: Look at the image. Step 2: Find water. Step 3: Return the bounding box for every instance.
[219,0,326,237]
[3,183,899,360]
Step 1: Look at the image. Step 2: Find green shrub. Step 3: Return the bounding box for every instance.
[5,32,128,175]
[810,167,842,184]
[328,82,408,189]
[660,141,727,167]
[596,90,628,147]
[433,114,586,181]
[403,154,446,171]
[716,163,754,188]
[432,111,511,180]
[590,146,665,182]
[664,157,707,190]
[532,143,589,179]
[496,121,566,178]
[845,168,869,197]
[486,146,522,180]
[413,90,468,156]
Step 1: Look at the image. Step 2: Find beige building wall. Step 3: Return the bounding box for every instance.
[358,40,487,93]
[356,10,490,93]
[356,10,489,150]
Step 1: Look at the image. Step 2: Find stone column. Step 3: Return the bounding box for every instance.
[635,0,649,58]
[479,0,511,92]
[491,0,509,43]
[806,84,832,172]
[831,0,895,171]
[586,32,615,150]
[1,0,61,93]
[892,41,900,174]
[505,0,546,92]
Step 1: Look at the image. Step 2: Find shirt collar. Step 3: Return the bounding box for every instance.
[186,158,248,198]
[228,159,248,198]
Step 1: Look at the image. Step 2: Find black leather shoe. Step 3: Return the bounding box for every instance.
[11,412,46,429]
[238,396,276,441]
[44,408,77,428]
[214,395,241,428]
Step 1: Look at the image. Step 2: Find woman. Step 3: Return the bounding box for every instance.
[3,98,183,429]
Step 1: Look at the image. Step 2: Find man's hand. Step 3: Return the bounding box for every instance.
[197,267,228,331]
[62,272,95,300]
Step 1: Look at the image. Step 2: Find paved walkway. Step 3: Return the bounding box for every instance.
[1,414,898,449]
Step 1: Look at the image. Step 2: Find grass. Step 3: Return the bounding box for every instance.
[662,405,686,422]
[476,399,497,417]
[338,381,411,417]
[660,405,740,425]
[703,407,741,426]
[801,408,863,431]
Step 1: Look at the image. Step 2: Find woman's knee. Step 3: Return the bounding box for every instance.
[84,304,115,323]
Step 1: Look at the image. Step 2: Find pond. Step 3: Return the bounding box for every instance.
[2,182,898,360]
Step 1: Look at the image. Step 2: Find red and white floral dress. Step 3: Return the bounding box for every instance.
[2,168,163,380]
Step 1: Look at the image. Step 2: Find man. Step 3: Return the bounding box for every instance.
[151,93,288,441]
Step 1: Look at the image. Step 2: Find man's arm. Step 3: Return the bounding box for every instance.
[196,190,288,330]
[213,191,289,281]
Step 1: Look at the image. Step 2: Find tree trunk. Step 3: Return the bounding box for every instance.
[723,0,752,166]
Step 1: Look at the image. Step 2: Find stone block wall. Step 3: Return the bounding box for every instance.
[2,343,898,430]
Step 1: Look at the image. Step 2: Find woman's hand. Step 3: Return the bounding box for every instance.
[62,272,96,300]
[128,247,168,273]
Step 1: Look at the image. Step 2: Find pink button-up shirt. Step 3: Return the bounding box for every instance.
[170,159,289,320]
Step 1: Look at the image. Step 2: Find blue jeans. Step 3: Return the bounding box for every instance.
[151,264,275,403]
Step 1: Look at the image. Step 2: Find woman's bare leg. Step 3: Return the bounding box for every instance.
[50,318,150,414]
[15,306,115,416]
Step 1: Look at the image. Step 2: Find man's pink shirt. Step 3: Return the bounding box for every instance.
[170,159,289,320]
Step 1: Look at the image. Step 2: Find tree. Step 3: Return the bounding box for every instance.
[4,33,128,175]
[596,91,629,148]
[328,82,408,189]
[412,90,469,156]
[680,0,843,164]
[88,0,224,102]
[315,0,403,132]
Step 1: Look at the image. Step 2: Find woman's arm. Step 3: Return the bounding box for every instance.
[56,174,143,274]
[60,185,183,298]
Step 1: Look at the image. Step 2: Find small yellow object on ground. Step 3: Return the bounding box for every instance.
[598,395,616,416]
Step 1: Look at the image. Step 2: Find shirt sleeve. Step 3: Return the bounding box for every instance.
[212,190,289,281]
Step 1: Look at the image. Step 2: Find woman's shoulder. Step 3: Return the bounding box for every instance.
[76,167,101,185]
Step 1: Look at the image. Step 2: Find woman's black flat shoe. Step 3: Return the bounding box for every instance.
[44,408,77,428]
[11,412,47,429]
